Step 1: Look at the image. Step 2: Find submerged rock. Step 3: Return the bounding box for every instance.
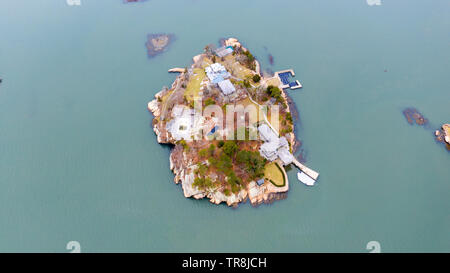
[402,107,428,126]
[402,108,449,151]
[268,54,274,66]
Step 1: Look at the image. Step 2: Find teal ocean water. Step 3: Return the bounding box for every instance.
[0,0,449,252]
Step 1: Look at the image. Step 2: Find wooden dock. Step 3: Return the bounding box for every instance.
[168,67,185,73]
[274,69,302,90]
[292,158,319,180]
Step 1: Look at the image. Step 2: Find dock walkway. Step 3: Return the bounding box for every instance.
[292,158,319,180]
[274,69,302,90]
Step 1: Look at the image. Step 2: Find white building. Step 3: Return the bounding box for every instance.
[217,79,236,96]
[277,147,294,165]
[215,46,233,57]
[205,63,236,96]
[166,106,201,141]
[258,125,295,166]
[205,63,230,84]
[258,124,278,143]
[260,142,278,161]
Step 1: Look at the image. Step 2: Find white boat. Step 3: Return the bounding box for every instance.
[297,171,316,186]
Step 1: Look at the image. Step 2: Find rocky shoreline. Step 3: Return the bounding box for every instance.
[435,124,450,151]
[147,38,303,207]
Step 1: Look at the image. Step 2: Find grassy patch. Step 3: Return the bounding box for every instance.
[266,77,281,87]
[264,162,285,187]
[184,68,206,102]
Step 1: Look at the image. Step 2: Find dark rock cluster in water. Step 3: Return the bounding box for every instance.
[263,46,274,66]
[402,108,449,151]
[403,107,428,126]
[145,33,175,58]
[268,54,274,66]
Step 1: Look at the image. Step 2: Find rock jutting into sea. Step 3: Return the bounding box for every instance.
[147,38,317,207]
[402,108,449,151]
[145,33,175,58]
[435,124,450,151]
[402,107,428,126]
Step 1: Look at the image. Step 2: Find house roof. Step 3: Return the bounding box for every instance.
[217,79,236,95]
[256,178,265,186]
[205,63,231,84]
[215,46,233,57]
[279,136,288,148]
[258,124,278,143]
[277,147,294,165]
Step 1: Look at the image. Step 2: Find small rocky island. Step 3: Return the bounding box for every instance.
[435,124,450,151]
[402,108,449,151]
[147,38,319,207]
[145,33,175,58]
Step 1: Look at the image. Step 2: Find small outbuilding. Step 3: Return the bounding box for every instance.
[256,178,265,186]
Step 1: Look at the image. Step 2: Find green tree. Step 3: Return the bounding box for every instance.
[198,148,208,158]
[193,177,214,190]
[208,144,216,156]
[286,112,293,123]
[216,153,232,174]
[196,163,208,176]
[222,141,238,157]
[266,85,284,103]
[236,150,266,179]
[204,98,215,106]
[227,171,242,194]
[252,74,261,83]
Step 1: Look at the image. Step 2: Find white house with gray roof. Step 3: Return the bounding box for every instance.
[258,124,294,166]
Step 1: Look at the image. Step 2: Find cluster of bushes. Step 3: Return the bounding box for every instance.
[222,141,238,157]
[204,98,215,106]
[286,112,293,123]
[227,172,242,194]
[243,50,255,63]
[196,141,244,194]
[208,152,242,194]
[242,80,251,88]
[195,140,267,194]
[281,127,293,135]
[193,176,214,190]
[198,144,216,158]
[236,150,266,180]
[281,112,293,127]
[208,153,232,174]
[177,140,189,151]
[266,85,284,103]
[235,47,256,70]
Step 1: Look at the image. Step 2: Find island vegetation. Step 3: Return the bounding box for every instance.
[147,38,315,207]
